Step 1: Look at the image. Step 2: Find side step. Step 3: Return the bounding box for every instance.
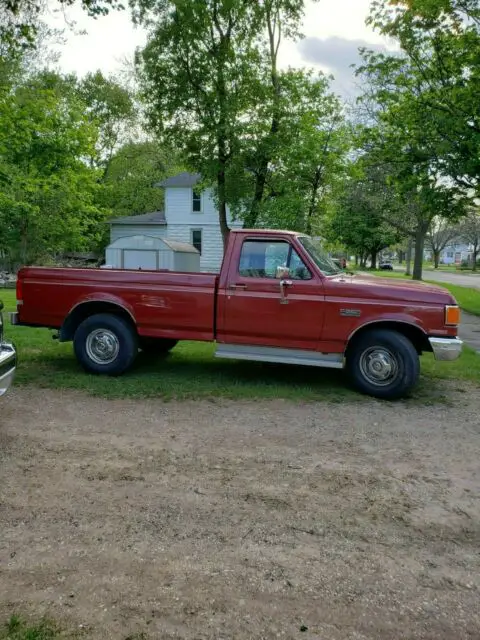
[215,344,344,369]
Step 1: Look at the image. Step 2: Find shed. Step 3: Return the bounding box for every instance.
[107,211,167,243]
[105,235,200,272]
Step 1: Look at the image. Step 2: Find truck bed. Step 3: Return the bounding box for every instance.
[17,266,219,342]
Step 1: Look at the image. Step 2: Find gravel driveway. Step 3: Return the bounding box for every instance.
[1,387,479,639]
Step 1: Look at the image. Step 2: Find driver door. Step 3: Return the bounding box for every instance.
[221,237,325,350]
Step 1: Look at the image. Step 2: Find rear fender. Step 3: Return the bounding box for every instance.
[60,294,136,342]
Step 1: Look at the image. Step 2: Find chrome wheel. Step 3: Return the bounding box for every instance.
[359,346,398,387]
[85,329,120,365]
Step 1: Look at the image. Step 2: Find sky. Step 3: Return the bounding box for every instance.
[45,0,394,99]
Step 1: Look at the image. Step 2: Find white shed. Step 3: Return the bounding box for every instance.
[104,235,200,272]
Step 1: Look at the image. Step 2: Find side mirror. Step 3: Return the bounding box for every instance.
[276,265,291,279]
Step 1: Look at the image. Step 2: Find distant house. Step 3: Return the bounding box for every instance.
[107,172,242,272]
[425,241,473,265]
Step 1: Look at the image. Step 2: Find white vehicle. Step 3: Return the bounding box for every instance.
[0,299,16,395]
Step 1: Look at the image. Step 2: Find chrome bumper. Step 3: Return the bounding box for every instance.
[429,337,463,362]
[0,342,16,396]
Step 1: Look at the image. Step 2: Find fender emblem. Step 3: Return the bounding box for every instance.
[340,309,361,318]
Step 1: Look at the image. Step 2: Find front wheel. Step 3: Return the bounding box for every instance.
[346,329,420,400]
[73,313,138,376]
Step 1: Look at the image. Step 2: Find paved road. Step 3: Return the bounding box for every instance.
[423,270,480,289]
[393,266,480,289]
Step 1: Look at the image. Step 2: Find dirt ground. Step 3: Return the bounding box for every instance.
[1,387,479,640]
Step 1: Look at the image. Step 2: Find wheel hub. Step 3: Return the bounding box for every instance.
[359,347,398,386]
[86,329,120,365]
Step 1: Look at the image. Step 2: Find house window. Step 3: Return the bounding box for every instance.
[191,229,202,255]
[192,190,202,213]
[239,240,311,280]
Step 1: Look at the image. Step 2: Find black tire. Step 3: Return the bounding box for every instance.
[139,338,178,355]
[73,313,138,376]
[346,329,420,400]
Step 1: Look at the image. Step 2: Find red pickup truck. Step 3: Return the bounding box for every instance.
[10,229,463,399]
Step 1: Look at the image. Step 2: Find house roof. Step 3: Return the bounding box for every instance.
[155,172,201,188]
[107,211,166,226]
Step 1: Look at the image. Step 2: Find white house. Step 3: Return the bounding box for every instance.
[107,172,242,272]
[424,241,473,265]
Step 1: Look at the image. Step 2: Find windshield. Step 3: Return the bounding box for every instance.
[298,236,342,276]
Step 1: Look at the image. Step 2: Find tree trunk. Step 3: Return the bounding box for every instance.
[217,143,230,248]
[412,224,428,281]
[370,250,378,270]
[405,238,413,276]
[433,250,440,269]
[244,164,268,229]
[305,168,322,235]
[216,32,230,248]
[245,2,281,228]
[355,255,359,266]
[398,251,403,265]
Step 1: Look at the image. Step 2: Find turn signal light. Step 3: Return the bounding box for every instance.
[445,305,460,326]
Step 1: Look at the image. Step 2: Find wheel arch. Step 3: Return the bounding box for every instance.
[60,300,136,342]
[345,320,431,357]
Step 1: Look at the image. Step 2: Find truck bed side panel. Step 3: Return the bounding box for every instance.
[18,267,218,341]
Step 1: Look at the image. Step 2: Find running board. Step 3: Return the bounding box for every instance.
[215,344,344,369]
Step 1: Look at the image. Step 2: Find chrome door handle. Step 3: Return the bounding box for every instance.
[279,279,292,304]
[229,283,247,290]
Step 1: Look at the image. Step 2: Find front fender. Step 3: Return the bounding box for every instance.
[347,311,428,343]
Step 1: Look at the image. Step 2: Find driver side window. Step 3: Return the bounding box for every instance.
[238,240,312,280]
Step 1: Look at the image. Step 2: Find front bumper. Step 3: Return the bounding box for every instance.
[0,342,16,396]
[429,337,463,362]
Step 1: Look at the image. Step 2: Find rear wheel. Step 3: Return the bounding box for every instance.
[73,313,138,376]
[347,329,420,400]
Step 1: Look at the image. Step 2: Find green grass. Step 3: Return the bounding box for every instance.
[1,615,60,640]
[1,289,479,402]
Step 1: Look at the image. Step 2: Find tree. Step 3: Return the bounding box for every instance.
[0,70,106,265]
[426,218,458,268]
[78,71,137,175]
[241,69,348,234]
[135,0,315,245]
[100,139,184,218]
[243,0,316,228]
[325,164,399,268]
[136,0,266,245]
[367,0,480,194]
[354,48,468,280]
[459,208,480,271]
